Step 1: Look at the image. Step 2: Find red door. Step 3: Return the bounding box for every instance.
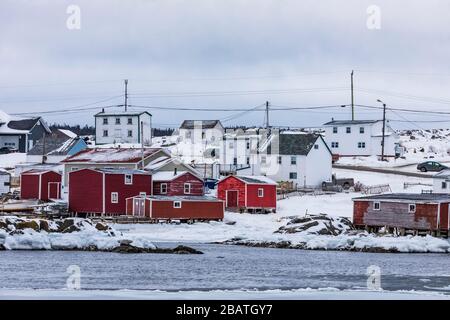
[440,203,449,231]
[226,190,238,208]
[134,198,145,216]
[48,182,60,199]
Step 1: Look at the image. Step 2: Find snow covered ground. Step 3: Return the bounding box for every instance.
[0,288,448,300]
[0,153,26,169]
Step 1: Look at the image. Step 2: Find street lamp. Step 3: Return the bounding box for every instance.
[377,99,387,161]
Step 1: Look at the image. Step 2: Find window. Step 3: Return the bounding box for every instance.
[124,174,133,185]
[246,141,250,149]
[314,144,319,149]
[71,167,79,172]
[103,118,108,125]
[246,157,250,165]
[358,142,366,148]
[186,131,191,139]
[139,192,146,197]
[346,127,351,134]
[233,157,238,165]
[261,155,266,164]
[373,202,380,210]
[127,130,133,137]
[173,201,182,208]
[277,156,282,164]
[103,130,108,137]
[229,142,234,149]
[111,192,118,204]
[289,172,297,179]
[333,127,338,134]
[290,156,296,165]
[184,183,191,194]
[115,118,121,125]
[202,132,206,139]
[360,127,365,134]
[442,181,447,189]
[331,142,339,148]
[258,188,264,197]
[127,118,133,125]
[408,204,416,213]
[160,183,167,194]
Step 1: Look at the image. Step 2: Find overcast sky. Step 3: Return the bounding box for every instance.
[1,0,450,129]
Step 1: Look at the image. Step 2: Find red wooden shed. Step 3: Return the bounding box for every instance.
[69,168,152,216]
[126,195,224,221]
[217,175,277,213]
[353,193,450,236]
[152,169,204,196]
[20,169,62,201]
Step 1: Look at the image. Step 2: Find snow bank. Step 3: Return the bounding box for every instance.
[0,216,157,251]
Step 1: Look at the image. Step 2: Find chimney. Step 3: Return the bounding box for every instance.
[102,108,105,113]
[174,168,177,176]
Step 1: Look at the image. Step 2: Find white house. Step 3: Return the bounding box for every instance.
[259,132,332,188]
[94,109,152,146]
[179,120,224,144]
[322,119,400,158]
[0,170,11,195]
[433,170,450,193]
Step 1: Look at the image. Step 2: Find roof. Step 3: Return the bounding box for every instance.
[94,110,152,117]
[136,195,222,202]
[353,193,450,202]
[0,111,51,134]
[145,156,202,178]
[180,120,222,129]
[221,175,277,185]
[27,130,83,156]
[323,120,380,126]
[22,169,60,176]
[88,168,150,175]
[263,133,331,156]
[62,148,165,164]
[152,171,190,181]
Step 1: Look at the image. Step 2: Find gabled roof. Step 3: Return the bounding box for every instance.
[145,156,202,178]
[220,175,277,185]
[353,193,450,202]
[180,120,222,129]
[28,130,84,156]
[152,171,194,182]
[323,120,380,126]
[94,110,152,117]
[62,148,166,164]
[75,168,150,175]
[22,169,60,176]
[263,133,331,156]
[0,112,51,134]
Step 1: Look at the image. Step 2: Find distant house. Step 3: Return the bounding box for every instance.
[61,147,170,187]
[0,110,51,152]
[259,132,332,188]
[27,129,88,164]
[433,170,450,193]
[217,175,277,213]
[69,168,152,216]
[322,119,400,158]
[179,120,224,143]
[0,170,11,195]
[353,193,450,236]
[94,109,152,146]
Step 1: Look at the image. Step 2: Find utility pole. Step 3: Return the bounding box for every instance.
[41,132,46,164]
[265,101,270,136]
[141,121,145,170]
[124,79,128,112]
[351,70,354,120]
[377,99,387,161]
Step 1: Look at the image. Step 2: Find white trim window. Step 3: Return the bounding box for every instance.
[333,127,338,134]
[184,183,191,194]
[160,183,168,194]
[358,142,366,149]
[258,188,264,197]
[290,156,297,165]
[359,127,365,134]
[408,203,416,213]
[373,201,380,211]
[111,192,118,204]
[331,142,339,148]
[173,201,182,208]
[103,118,108,125]
[139,192,147,197]
[442,181,447,189]
[346,127,351,133]
[124,174,133,185]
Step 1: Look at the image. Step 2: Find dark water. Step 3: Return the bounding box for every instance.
[0,244,449,294]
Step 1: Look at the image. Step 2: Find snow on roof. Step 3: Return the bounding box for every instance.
[323,120,380,126]
[145,156,172,170]
[58,129,77,139]
[180,120,222,129]
[353,193,450,202]
[94,110,151,117]
[22,169,60,175]
[0,110,49,134]
[234,175,277,185]
[62,148,164,163]
[136,195,221,202]
[95,168,150,175]
[152,170,189,181]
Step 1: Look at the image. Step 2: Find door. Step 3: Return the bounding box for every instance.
[226,190,238,208]
[134,198,145,216]
[440,203,449,231]
[48,182,60,199]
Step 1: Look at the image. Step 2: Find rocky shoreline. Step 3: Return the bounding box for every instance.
[0,216,202,254]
